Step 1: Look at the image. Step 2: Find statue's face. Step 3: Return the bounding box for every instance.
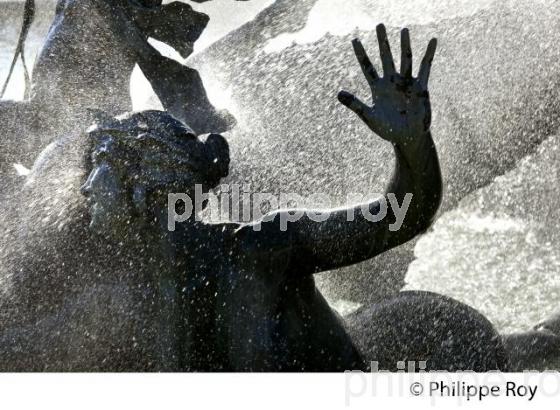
[80,149,132,236]
[81,112,231,235]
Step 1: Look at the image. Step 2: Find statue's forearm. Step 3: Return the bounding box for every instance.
[383,132,442,249]
[286,132,442,275]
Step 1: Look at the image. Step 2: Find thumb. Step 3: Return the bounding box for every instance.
[338,91,370,123]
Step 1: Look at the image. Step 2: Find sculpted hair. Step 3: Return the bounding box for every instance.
[88,111,229,188]
[85,110,230,213]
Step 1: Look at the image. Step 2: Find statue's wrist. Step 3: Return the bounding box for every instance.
[395,128,432,148]
[392,130,435,166]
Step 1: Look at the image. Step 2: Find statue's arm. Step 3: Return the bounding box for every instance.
[104,1,234,134]
[282,130,441,274]
[254,25,442,274]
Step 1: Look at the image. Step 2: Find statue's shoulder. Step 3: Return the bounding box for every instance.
[25,132,86,187]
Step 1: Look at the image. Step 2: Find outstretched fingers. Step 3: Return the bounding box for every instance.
[418,38,437,89]
[352,38,379,87]
[400,28,412,78]
[376,24,396,77]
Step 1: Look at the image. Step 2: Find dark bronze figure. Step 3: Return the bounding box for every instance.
[0,0,233,188]
[80,26,559,371]
[1,2,558,372]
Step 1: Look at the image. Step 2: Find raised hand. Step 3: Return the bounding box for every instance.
[338,24,437,148]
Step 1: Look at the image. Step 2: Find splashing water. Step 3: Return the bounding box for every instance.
[189,0,277,53]
[264,0,517,53]
[405,134,560,333]
[0,0,559,368]
[191,0,560,332]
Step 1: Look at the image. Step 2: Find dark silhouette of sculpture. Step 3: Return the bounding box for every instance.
[0,0,233,190]
[1,2,558,371]
[0,0,239,371]
[78,26,560,371]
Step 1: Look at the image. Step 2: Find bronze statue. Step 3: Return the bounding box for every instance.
[0,0,233,190]
[1,2,558,371]
[79,25,560,371]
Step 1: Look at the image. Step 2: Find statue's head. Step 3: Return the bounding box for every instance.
[80,110,229,235]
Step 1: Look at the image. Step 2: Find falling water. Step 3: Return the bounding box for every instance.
[264,0,498,53]
[191,0,560,332]
[0,0,559,366]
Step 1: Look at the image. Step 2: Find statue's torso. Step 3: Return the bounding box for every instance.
[177,221,363,371]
